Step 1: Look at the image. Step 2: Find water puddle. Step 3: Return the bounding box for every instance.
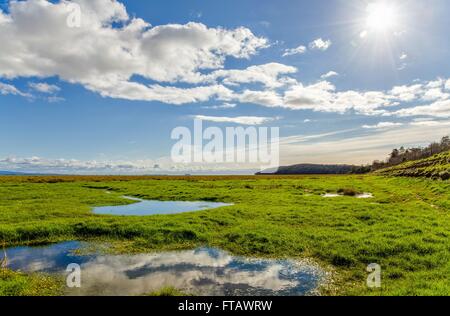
[5,241,325,296]
[356,193,373,199]
[323,192,373,198]
[322,193,340,198]
[93,196,232,216]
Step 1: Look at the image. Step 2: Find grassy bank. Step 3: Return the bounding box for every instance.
[0,175,449,295]
[375,151,450,179]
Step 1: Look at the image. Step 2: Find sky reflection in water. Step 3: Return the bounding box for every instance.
[93,197,233,216]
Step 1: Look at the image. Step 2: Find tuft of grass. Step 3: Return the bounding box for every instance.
[147,286,187,296]
[337,188,360,196]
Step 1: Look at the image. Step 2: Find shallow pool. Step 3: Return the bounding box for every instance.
[93,196,232,216]
[323,192,373,198]
[5,241,325,296]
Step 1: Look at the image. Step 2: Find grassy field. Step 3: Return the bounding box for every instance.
[0,175,449,296]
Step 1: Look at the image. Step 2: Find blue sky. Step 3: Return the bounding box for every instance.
[0,0,449,174]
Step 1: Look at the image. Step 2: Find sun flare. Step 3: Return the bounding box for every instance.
[366,2,397,32]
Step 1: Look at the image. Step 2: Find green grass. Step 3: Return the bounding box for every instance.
[146,286,187,296]
[0,269,62,296]
[0,175,449,296]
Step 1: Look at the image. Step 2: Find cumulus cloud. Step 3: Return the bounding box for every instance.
[0,0,268,104]
[193,115,277,125]
[237,90,283,107]
[207,63,297,88]
[219,76,450,118]
[308,38,331,51]
[283,81,336,111]
[282,45,307,57]
[422,88,449,101]
[390,84,424,102]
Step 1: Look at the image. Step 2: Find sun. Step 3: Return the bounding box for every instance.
[366,2,397,32]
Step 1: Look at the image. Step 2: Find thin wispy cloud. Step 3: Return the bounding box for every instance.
[320,71,339,79]
[202,103,237,110]
[193,115,278,125]
[282,45,307,57]
[0,82,30,97]
[362,122,403,129]
[29,83,60,94]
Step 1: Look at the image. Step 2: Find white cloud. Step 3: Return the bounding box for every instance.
[91,82,233,105]
[0,0,268,103]
[334,90,393,115]
[320,71,339,79]
[308,38,331,51]
[29,82,60,94]
[282,45,307,57]
[237,90,283,107]
[0,82,30,97]
[393,99,450,118]
[207,63,297,88]
[272,81,395,115]
[283,81,336,111]
[422,88,449,101]
[390,84,423,102]
[362,122,403,129]
[445,79,450,91]
[193,115,277,125]
[425,79,445,89]
[229,77,450,119]
[399,53,408,60]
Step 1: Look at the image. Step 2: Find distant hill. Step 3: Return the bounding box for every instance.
[0,170,37,175]
[0,171,23,175]
[375,151,450,180]
[257,164,370,175]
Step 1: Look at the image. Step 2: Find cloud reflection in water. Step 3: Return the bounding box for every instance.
[6,242,324,296]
